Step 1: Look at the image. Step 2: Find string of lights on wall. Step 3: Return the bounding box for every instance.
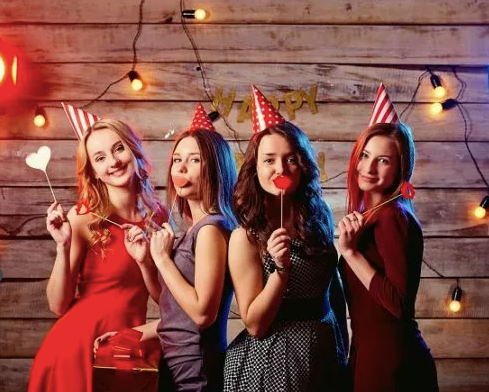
[3,2,487,315]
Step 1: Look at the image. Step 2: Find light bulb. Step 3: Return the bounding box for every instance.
[0,56,5,83]
[434,85,446,98]
[449,300,461,312]
[474,206,487,219]
[430,102,443,115]
[194,9,207,20]
[128,70,143,91]
[33,107,47,128]
[11,56,17,85]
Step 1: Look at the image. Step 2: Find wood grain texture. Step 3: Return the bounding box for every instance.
[2,141,488,188]
[1,279,486,319]
[3,101,489,142]
[2,25,488,64]
[9,63,488,102]
[2,0,488,24]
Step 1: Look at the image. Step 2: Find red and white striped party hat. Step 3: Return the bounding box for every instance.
[368,83,399,126]
[189,103,215,132]
[61,102,101,140]
[251,85,285,134]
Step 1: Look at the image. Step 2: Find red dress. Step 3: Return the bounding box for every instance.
[340,204,438,392]
[27,215,149,392]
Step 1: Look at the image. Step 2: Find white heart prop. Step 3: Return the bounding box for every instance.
[26,146,52,172]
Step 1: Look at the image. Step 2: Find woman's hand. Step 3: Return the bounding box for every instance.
[93,331,118,354]
[267,228,291,269]
[150,223,175,267]
[46,202,72,247]
[122,224,149,264]
[338,211,364,256]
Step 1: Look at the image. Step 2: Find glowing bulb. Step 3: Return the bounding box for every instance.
[449,300,461,312]
[194,9,207,20]
[449,285,462,313]
[0,56,5,83]
[430,102,443,115]
[34,114,46,127]
[131,78,143,91]
[434,85,446,98]
[33,107,47,128]
[12,56,17,85]
[474,206,487,219]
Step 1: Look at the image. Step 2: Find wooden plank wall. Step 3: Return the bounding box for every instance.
[1,0,488,390]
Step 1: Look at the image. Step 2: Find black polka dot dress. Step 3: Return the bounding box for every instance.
[224,240,347,392]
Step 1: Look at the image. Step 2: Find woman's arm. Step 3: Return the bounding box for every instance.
[46,205,87,316]
[151,223,228,328]
[229,228,289,338]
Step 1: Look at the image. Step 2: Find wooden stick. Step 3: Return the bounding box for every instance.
[43,171,57,204]
[89,212,123,229]
[280,191,284,229]
[363,194,402,216]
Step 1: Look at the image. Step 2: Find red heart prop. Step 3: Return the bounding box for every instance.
[273,175,293,190]
[76,201,91,215]
[400,182,416,199]
[172,176,189,188]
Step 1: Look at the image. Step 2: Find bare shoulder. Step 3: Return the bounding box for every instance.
[66,205,91,241]
[196,223,228,242]
[229,227,259,261]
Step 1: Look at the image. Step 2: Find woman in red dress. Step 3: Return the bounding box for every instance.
[27,119,167,392]
[338,122,439,392]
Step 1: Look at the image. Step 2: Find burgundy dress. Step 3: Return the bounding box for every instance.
[27,216,149,392]
[340,203,438,392]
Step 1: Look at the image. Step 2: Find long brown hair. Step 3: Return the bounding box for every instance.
[346,122,416,225]
[166,129,237,227]
[77,119,166,255]
[234,122,335,257]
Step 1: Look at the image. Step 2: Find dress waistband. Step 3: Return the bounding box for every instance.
[276,297,323,321]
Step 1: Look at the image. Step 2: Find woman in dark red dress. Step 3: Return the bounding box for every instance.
[27,119,167,392]
[338,122,439,392]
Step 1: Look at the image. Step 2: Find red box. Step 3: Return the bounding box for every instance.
[93,337,161,392]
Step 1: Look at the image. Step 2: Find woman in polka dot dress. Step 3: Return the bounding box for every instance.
[223,92,348,392]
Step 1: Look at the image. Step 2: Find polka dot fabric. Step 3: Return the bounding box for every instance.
[252,85,285,134]
[224,240,347,391]
[189,103,216,132]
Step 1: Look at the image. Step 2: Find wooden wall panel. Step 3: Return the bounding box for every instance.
[3,101,489,142]
[0,188,488,237]
[1,279,486,319]
[2,237,489,279]
[1,318,487,358]
[2,25,489,64]
[1,141,488,188]
[2,0,488,24]
[8,64,488,102]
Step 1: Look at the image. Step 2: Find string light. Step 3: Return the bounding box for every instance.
[33,106,47,128]
[474,195,489,219]
[128,70,143,91]
[182,9,208,20]
[430,98,457,116]
[449,284,463,313]
[430,73,446,98]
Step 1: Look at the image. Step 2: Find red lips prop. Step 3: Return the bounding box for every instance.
[273,176,292,191]
[172,176,189,188]
[400,182,416,199]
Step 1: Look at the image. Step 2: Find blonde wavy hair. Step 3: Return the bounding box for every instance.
[76,119,166,256]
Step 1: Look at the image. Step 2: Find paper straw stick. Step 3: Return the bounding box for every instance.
[280,191,284,229]
[43,171,57,203]
[89,212,123,229]
[362,194,402,216]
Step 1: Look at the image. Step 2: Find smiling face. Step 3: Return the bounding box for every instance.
[356,135,399,198]
[256,133,301,196]
[170,136,202,200]
[86,127,136,189]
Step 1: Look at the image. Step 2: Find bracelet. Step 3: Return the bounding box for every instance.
[269,262,290,275]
